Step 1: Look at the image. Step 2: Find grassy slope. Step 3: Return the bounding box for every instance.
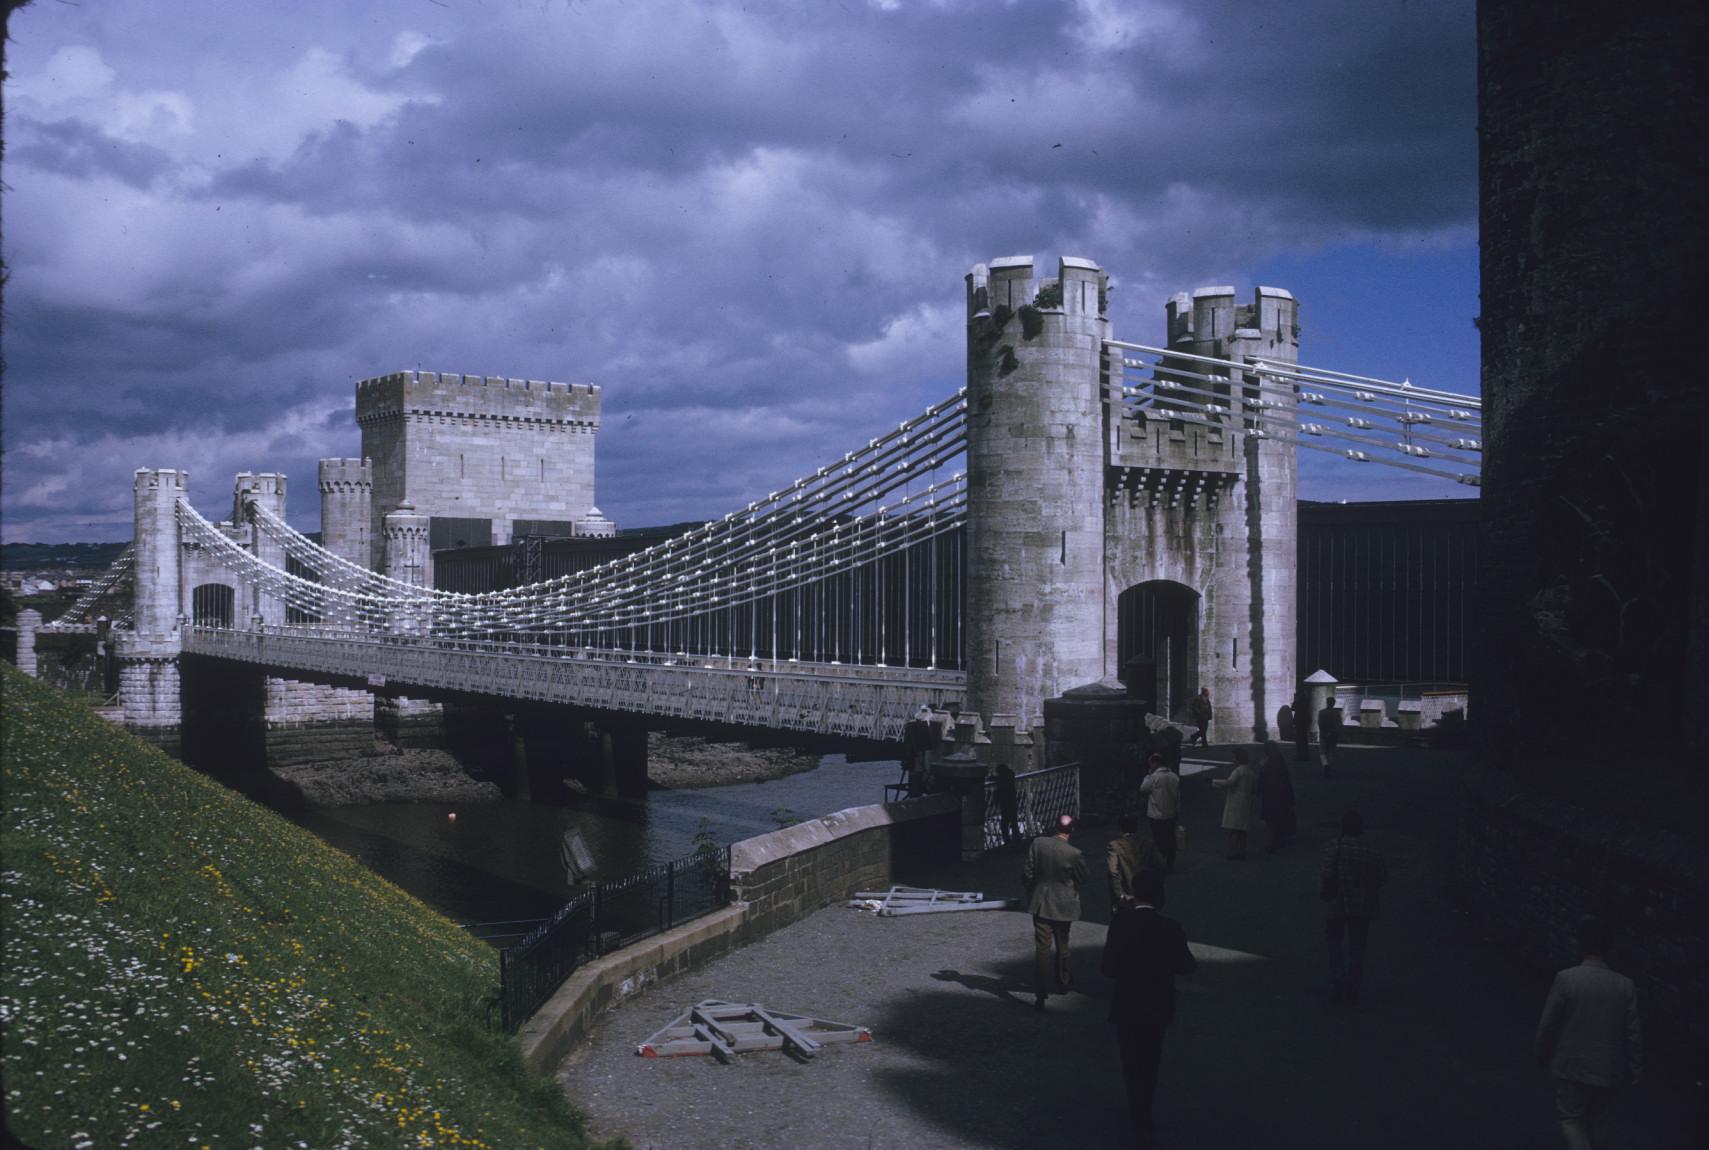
[1,666,613,1150]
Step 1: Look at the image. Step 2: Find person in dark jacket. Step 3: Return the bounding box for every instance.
[1292,689,1312,762]
[1102,869,1196,1149]
[1317,698,1345,777]
[1023,814,1087,1010]
[1188,686,1212,746]
[1258,740,1297,851]
[1321,808,1387,1005]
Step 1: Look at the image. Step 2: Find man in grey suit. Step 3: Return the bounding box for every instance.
[1023,813,1087,1011]
[1534,916,1643,1150]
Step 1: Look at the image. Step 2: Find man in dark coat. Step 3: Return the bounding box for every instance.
[1023,814,1087,1010]
[1317,698,1344,777]
[1102,869,1196,1149]
[1258,740,1297,852]
[1321,808,1387,1005]
[1292,689,1312,762]
[1188,686,1212,746]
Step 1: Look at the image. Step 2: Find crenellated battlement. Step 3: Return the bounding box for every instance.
[355,371,601,431]
[317,458,372,492]
[133,467,189,493]
[967,255,1109,333]
[1165,285,1298,354]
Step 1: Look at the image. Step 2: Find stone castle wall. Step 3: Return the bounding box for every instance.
[356,371,601,553]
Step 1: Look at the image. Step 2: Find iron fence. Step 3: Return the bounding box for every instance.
[983,762,1079,852]
[496,844,731,1031]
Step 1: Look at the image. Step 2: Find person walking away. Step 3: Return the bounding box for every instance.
[1292,689,1312,763]
[1139,753,1181,873]
[1108,811,1167,910]
[1533,916,1643,1150]
[1023,814,1087,1011]
[1210,748,1257,859]
[1320,809,1386,1005]
[1258,740,1297,852]
[1317,698,1344,777]
[1188,687,1213,747]
[1102,869,1196,1150]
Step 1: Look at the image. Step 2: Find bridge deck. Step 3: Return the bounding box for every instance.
[184,627,965,741]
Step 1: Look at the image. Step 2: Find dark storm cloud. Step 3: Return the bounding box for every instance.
[11,115,176,188]
[2,0,1478,543]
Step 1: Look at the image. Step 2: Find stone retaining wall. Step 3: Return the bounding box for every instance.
[728,794,960,940]
[518,793,959,1074]
[263,678,378,768]
[1457,765,1709,1052]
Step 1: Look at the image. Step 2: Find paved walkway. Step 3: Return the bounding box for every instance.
[557,747,1697,1149]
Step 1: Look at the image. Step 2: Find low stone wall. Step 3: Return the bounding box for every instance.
[728,794,960,939]
[518,793,959,1074]
[1457,765,1709,1053]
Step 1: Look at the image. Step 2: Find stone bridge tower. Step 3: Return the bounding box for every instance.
[964,256,1297,742]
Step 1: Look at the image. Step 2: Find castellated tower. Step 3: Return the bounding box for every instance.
[317,458,373,573]
[355,372,605,569]
[1103,285,1299,740]
[964,255,1111,729]
[232,472,288,627]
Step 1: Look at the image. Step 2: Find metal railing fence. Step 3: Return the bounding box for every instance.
[983,762,1080,852]
[496,844,732,1031]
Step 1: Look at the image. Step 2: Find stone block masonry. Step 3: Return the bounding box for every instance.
[356,371,602,557]
[729,795,960,940]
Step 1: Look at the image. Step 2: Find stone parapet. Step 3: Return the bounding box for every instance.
[729,795,959,941]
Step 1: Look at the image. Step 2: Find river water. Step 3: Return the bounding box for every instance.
[282,755,900,931]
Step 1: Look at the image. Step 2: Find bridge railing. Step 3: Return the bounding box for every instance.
[496,845,732,1031]
[983,762,1080,852]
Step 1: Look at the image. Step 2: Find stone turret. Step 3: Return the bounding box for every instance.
[117,467,187,747]
[384,502,431,589]
[318,458,374,571]
[963,255,1111,729]
[233,472,287,627]
[1162,286,1299,739]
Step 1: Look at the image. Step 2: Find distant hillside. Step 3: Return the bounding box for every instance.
[1,541,130,571]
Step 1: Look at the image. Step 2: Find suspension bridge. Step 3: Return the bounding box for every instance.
[54,258,1480,752]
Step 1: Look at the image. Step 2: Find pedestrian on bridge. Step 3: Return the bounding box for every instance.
[1023,814,1087,1011]
[1320,808,1387,1005]
[1210,748,1257,860]
[1140,753,1181,873]
[1533,916,1643,1150]
[1101,867,1196,1150]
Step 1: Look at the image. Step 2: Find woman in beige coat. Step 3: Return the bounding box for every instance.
[1210,748,1258,859]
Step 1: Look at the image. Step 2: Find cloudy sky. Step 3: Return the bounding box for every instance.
[2,0,1477,544]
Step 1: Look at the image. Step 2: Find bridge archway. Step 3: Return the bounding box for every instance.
[1117,580,1200,722]
[192,583,235,629]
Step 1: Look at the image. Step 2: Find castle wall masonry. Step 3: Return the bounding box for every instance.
[357,371,602,563]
